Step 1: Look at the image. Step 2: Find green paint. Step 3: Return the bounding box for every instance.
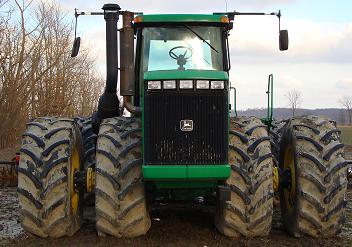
[141,69,145,163]
[136,14,227,23]
[144,70,228,81]
[142,165,230,180]
[188,165,230,179]
[143,165,187,180]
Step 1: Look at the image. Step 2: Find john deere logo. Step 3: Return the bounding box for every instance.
[180,119,193,132]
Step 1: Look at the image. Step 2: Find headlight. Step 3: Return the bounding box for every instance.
[163,80,176,89]
[211,81,224,89]
[179,80,193,89]
[147,81,161,90]
[196,80,209,89]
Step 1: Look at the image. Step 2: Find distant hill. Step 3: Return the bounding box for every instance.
[232,108,350,125]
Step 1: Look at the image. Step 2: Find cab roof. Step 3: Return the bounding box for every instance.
[134,14,228,23]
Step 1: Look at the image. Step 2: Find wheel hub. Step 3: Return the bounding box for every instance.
[71,147,80,214]
[283,146,296,211]
[74,167,95,193]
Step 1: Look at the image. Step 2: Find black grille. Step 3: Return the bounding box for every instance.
[144,89,228,164]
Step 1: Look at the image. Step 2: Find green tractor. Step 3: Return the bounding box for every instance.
[18,3,350,238]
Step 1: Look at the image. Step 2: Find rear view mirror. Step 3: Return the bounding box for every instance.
[71,37,81,57]
[279,30,289,51]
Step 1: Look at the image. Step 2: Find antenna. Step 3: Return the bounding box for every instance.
[224,0,228,12]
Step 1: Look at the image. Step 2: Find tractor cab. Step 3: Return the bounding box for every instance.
[134,14,230,77]
[132,15,232,181]
[135,15,228,72]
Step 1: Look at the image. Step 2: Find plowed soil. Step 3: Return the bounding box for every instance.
[0,147,351,247]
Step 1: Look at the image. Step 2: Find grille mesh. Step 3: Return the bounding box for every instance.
[144,90,228,164]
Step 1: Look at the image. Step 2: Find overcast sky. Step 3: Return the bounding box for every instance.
[41,0,352,109]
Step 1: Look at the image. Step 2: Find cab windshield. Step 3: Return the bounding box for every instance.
[141,26,224,72]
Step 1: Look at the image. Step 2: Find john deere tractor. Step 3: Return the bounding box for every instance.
[18,3,350,238]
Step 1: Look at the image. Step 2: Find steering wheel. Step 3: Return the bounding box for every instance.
[169,46,193,60]
[169,46,193,70]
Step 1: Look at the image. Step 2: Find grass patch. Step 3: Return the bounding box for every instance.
[339,126,352,145]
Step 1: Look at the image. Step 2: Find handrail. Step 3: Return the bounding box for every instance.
[230,86,237,117]
[262,74,274,129]
[267,74,274,122]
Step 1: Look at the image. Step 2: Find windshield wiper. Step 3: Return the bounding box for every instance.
[183,25,219,53]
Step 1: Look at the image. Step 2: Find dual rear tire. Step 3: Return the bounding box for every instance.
[279,116,348,237]
[18,116,150,238]
[215,115,349,238]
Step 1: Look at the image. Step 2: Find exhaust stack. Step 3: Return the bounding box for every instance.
[96,3,121,120]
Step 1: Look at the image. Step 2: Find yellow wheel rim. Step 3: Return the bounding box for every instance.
[283,146,296,212]
[71,146,80,214]
[86,167,95,193]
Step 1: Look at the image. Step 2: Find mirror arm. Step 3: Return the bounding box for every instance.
[74,8,78,40]
[277,10,281,32]
[215,10,284,32]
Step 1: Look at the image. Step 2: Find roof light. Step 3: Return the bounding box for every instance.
[220,16,229,23]
[134,15,143,23]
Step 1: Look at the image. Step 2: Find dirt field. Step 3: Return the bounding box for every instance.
[0,187,351,247]
[0,146,351,247]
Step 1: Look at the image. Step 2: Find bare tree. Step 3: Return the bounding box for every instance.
[286,89,303,117]
[339,96,352,126]
[0,0,104,147]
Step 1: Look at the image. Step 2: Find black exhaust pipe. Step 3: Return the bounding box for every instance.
[95,3,121,122]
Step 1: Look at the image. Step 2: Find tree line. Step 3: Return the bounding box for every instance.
[286,89,351,126]
[0,0,103,148]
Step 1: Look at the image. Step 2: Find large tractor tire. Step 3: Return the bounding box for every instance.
[95,117,150,237]
[269,120,287,167]
[75,116,97,205]
[269,119,288,206]
[279,115,349,237]
[18,117,83,238]
[215,116,274,237]
[75,116,96,169]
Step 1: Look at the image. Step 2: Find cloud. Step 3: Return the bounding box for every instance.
[30,0,352,109]
[336,79,352,90]
[77,0,297,14]
[228,17,352,64]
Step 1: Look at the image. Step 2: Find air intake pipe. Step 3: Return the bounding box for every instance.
[120,11,141,115]
[96,3,121,120]
[120,11,135,96]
